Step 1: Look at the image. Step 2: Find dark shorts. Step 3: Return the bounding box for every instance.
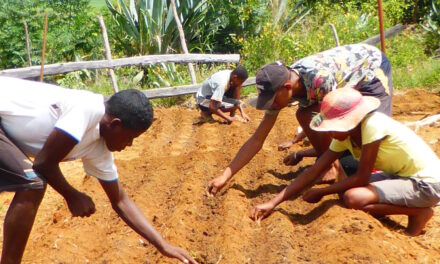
[359,52,393,116]
[197,95,240,112]
[0,125,45,192]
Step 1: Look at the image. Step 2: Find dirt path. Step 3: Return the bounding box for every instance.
[1,89,440,263]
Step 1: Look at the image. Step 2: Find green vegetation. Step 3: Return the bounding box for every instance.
[1,0,440,104]
[90,0,107,9]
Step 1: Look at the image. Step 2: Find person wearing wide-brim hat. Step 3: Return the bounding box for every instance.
[208,43,393,196]
[251,87,440,236]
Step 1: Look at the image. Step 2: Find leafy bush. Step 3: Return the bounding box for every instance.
[238,2,381,73]
[422,0,440,54]
[0,0,103,69]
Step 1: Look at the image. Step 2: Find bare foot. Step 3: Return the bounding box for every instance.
[407,208,434,236]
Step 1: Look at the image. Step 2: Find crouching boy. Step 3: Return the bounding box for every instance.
[251,87,440,236]
[196,66,250,124]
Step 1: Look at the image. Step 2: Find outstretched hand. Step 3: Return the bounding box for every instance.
[241,113,251,123]
[161,243,199,264]
[302,189,324,203]
[66,191,96,217]
[250,201,276,222]
[278,140,293,151]
[283,152,303,166]
[207,176,228,196]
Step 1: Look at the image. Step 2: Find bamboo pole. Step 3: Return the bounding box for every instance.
[40,11,48,82]
[170,0,197,84]
[98,15,119,93]
[23,21,32,67]
[377,0,386,53]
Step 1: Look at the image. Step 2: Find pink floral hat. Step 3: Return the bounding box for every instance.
[310,87,380,132]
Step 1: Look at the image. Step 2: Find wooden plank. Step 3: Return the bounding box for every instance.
[361,24,405,46]
[0,54,240,78]
[144,77,256,99]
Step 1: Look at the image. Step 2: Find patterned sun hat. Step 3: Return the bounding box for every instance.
[310,87,380,132]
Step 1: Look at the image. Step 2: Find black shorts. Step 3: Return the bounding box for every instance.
[359,52,393,116]
[0,125,45,192]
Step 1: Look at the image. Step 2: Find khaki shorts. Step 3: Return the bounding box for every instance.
[369,172,440,208]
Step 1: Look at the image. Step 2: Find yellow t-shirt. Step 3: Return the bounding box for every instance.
[329,112,440,183]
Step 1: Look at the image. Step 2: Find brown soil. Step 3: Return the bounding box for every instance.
[1,89,440,263]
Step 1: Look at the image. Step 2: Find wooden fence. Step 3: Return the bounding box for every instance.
[0,23,405,99]
[0,54,240,79]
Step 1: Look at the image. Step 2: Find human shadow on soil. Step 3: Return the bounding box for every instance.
[267,167,308,181]
[374,216,406,233]
[192,117,224,126]
[231,183,288,198]
[277,199,341,225]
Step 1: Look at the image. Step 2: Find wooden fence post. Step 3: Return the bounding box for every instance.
[23,21,32,67]
[329,24,340,46]
[98,15,119,93]
[40,11,48,82]
[378,0,386,53]
[170,0,197,84]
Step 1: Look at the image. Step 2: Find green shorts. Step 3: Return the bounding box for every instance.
[369,172,440,208]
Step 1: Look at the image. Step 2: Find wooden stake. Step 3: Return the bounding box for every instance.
[170,0,197,84]
[329,24,340,46]
[413,0,418,23]
[98,15,119,93]
[40,11,48,82]
[378,0,386,53]
[23,21,32,67]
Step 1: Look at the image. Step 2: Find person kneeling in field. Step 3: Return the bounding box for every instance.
[208,43,393,195]
[251,87,440,236]
[0,77,197,264]
[196,66,250,124]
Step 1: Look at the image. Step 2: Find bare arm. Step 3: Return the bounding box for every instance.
[208,112,278,194]
[303,140,381,203]
[209,100,234,123]
[100,180,197,264]
[283,147,318,166]
[278,129,307,151]
[251,149,341,220]
[33,128,95,217]
[232,85,250,121]
[272,150,340,206]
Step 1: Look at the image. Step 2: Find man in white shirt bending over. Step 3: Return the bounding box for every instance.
[0,77,197,264]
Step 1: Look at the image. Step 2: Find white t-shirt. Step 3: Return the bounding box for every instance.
[0,77,118,181]
[196,70,231,104]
